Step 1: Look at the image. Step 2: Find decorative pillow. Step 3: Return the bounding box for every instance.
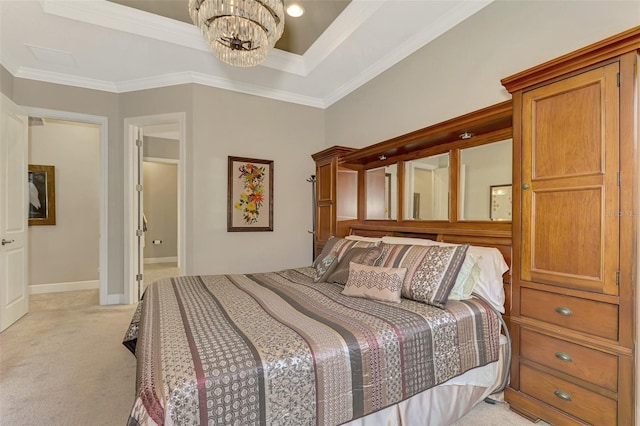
[381,237,509,312]
[313,237,379,283]
[326,245,383,285]
[342,263,407,303]
[376,243,469,308]
[448,253,481,300]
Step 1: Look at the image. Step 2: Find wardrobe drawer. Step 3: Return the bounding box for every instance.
[520,364,617,425]
[520,329,618,391]
[520,288,618,340]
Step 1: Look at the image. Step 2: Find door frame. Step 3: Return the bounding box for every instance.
[22,107,109,305]
[124,112,186,304]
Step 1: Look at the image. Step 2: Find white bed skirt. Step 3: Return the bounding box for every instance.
[344,335,509,426]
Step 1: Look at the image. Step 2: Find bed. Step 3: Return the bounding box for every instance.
[123,234,510,426]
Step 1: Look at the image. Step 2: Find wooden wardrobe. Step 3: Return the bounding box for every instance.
[502,27,639,425]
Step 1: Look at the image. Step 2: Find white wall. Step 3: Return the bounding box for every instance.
[28,119,100,288]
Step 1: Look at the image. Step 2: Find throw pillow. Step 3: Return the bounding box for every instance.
[326,245,383,285]
[342,263,407,303]
[376,243,469,308]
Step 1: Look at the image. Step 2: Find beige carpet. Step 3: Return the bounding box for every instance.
[0,289,542,426]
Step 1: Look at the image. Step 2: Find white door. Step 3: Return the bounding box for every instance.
[0,94,29,331]
[134,127,144,301]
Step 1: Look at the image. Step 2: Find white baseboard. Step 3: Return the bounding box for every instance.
[29,280,99,294]
[106,293,126,305]
[144,256,178,264]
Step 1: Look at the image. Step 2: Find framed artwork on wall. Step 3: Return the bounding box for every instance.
[28,164,56,226]
[227,156,273,232]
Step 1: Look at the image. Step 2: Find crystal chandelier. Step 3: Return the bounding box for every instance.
[189,0,285,67]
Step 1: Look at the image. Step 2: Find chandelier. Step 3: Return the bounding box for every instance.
[189,0,285,67]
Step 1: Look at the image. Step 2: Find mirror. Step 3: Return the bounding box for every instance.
[403,153,449,220]
[458,139,512,221]
[365,163,397,220]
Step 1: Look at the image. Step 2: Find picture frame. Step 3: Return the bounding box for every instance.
[227,156,273,232]
[490,184,512,221]
[28,164,56,226]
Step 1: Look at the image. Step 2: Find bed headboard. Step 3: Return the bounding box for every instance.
[345,224,512,322]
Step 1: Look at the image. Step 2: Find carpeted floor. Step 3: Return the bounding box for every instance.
[0,284,543,426]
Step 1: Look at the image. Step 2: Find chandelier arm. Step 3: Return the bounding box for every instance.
[206,15,270,35]
[192,0,205,12]
[255,0,283,26]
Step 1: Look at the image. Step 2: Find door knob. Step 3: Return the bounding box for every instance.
[522,183,530,189]
[2,239,15,246]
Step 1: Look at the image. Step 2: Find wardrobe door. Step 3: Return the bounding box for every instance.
[520,63,620,296]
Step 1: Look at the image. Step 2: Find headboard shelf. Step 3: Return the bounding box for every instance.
[344,222,511,240]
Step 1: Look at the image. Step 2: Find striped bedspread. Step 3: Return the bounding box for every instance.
[123,267,500,426]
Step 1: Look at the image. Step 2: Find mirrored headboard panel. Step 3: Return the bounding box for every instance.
[343,101,512,227]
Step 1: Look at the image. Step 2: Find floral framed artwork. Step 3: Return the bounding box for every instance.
[490,184,512,221]
[227,156,273,232]
[28,164,56,226]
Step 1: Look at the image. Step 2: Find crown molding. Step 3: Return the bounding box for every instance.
[13,66,119,92]
[9,66,326,108]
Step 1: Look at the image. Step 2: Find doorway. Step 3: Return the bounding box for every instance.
[142,154,179,292]
[124,113,186,304]
[22,107,109,305]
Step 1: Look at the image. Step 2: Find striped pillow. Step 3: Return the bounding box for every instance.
[326,245,383,285]
[376,243,469,307]
[313,237,380,283]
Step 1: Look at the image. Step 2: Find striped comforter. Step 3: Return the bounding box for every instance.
[123,267,500,426]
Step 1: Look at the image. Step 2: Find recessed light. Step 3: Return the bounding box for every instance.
[286,4,304,18]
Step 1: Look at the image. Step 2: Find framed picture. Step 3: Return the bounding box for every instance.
[28,164,56,226]
[227,156,273,232]
[490,184,512,221]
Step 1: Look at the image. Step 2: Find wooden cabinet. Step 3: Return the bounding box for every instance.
[502,27,639,425]
[311,146,357,259]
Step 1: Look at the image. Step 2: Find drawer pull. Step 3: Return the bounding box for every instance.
[555,306,573,316]
[555,352,573,362]
[554,390,572,402]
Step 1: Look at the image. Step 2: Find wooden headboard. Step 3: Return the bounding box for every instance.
[345,223,512,325]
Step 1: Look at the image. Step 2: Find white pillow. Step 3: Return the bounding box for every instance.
[381,235,509,312]
[380,236,436,246]
[345,235,383,243]
[448,253,481,301]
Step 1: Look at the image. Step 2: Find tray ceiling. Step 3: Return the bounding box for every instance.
[0,0,493,108]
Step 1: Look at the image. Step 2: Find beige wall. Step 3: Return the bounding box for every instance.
[143,162,178,260]
[188,86,325,274]
[144,136,179,160]
[28,119,100,285]
[325,1,640,148]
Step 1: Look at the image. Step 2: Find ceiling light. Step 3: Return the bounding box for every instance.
[188,0,285,68]
[286,4,304,17]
